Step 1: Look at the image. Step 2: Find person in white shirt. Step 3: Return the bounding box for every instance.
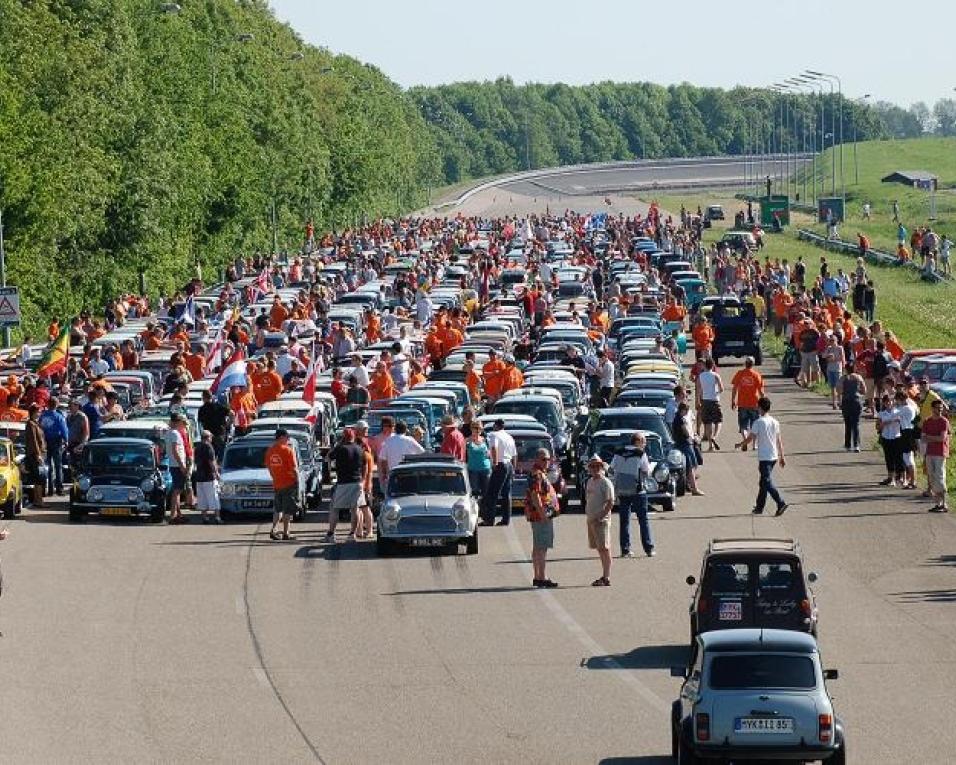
[415,290,434,326]
[595,350,615,407]
[377,421,424,478]
[742,397,788,516]
[894,390,918,488]
[696,358,724,451]
[346,354,370,388]
[87,348,110,378]
[482,420,517,526]
[609,432,654,558]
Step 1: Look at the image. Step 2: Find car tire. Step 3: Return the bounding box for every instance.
[677,734,699,765]
[671,703,682,759]
[676,473,687,497]
[465,528,478,555]
[830,743,846,765]
[293,508,306,523]
[68,503,86,523]
[376,535,395,557]
[754,347,763,366]
[661,497,675,512]
[149,503,165,524]
[2,495,15,520]
[307,490,322,510]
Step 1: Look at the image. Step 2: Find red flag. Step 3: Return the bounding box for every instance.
[302,358,317,423]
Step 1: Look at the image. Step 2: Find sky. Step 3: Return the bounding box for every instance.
[270,0,955,108]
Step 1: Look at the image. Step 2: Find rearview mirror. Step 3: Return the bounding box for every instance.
[670,666,688,679]
[824,668,839,680]
[686,575,696,586]
[807,571,819,583]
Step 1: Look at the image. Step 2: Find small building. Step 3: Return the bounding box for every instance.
[881,170,938,191]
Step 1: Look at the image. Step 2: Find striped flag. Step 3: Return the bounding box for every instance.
[35,326,70,378]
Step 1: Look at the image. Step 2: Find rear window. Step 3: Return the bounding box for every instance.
[759,563,795,590]
[709,655,816,690]
[707,562,750,594]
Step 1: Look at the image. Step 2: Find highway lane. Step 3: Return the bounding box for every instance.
[2,359,956,763]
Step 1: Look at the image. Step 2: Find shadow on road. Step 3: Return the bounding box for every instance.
[385,585,537,596]
[585,643,689,671]
[891,588,956,603]
[925,554,956,567]
[495,555,595,564]
[599,757,672,764]
[809,510,928,519]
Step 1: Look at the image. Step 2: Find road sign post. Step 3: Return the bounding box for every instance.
[0,286,21,339]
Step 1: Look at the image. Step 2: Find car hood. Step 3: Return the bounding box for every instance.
[86,472,152,486]
[221,468,272,485]
[387,494,462,513]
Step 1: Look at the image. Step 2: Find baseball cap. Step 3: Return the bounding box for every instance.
[354,419,369,431]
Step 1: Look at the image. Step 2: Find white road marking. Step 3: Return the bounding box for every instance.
[504,525,670,713]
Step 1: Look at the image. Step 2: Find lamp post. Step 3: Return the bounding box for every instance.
[771,85,792,198]
[796,75,826,203]
[786,78,816,205]
[852,94,871,185]
[806,70,843,203]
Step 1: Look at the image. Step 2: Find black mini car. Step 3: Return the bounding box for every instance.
[69,438,169,523]
[685,538,819,643]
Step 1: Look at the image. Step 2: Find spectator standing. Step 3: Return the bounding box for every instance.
[876,394,904,487]
[743,397,788,516]
[327,428,368,542]
[822,334,846,410]
[482,419,517,526]
[24,405,47,508]
[837,363,865,452]
[194,430,222,524]
[609,433,654,559]
[730,356,763,448]
[377,420,424,480]
[922,400,950,512]
[164,413,189,524]
[696,358,724,450]
[524,468,559,588]
[38,397,68,496]
[265,429,299,541]
[198,389,231,461]
[584,455,615,586]
[439,414,466,461]
[66,399,89,467]
[466,423,491,498]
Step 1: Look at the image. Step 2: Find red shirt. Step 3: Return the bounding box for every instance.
[440,428,466,461]
[923,416,950,458]
[330,379,348,407]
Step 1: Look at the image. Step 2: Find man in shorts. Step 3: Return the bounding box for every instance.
[265,428,299,541]
[922,399,950,513]
[326,428,368,542]
[696,358,724,451]
[164,413,189,524]
[194,430,222,524]
[584,455,615,587]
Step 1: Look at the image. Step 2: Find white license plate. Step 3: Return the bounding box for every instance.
[411,538,447,547]
[242,499,273,509]
[725,340,745,347]
[718,601,743,621]
[735,717,794,733]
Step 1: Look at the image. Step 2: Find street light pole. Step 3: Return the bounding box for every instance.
[852,94,871,185]
[806,71,843,203]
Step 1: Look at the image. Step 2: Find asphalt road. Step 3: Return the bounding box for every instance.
[2,357,955,763]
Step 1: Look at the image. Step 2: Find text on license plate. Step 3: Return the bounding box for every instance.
[735,717,794,733]
[411,538,446,547]
[242,499,273,509]
[101,507,131,517]
[718,601,743,621]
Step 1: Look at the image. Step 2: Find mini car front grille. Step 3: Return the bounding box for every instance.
[397,516,458,534]
[98,486,137,503]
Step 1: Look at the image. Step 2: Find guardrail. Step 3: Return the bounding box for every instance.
[795,229,948,282]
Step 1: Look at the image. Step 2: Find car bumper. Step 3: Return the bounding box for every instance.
[71,501,157,516]
[692,743,840,760]
[714,343,760,357]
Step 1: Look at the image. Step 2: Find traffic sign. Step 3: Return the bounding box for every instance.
[0,286,21,329]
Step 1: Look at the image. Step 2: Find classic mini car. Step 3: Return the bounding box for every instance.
[685,538,819,642]
[69,438,168,523]
[377,454,479,556]
[219,435,309,522]
[0,437,23,519]
[671,629,845,764]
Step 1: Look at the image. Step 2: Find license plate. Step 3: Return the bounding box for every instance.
[242,499,273,509]
[725,340,745,347]
[511,499,524,509]
[735,717,794,734]
[718,601,743,621]
[411,538,447,547]
[100,507,131,517]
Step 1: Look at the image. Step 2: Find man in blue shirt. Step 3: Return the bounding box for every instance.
[82,388,103,439]
[39,397,69,495]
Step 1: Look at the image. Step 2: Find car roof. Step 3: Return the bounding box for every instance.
[700,628,818,654]
[708,537,800,555]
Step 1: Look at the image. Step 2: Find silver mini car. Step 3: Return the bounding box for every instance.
[377,454,479,556]
[671,628,845,764]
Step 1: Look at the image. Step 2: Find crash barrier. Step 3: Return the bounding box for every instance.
[795,229,948,283]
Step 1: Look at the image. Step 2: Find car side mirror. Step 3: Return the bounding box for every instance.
[824,669,839,680]
[807,571,819,584]
[670,666,688,679]
[686,575,696,586]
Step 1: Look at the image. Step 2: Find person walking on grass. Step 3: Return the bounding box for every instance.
[742,397,788,517]
[922,399,950,513]
[584,455,615,586]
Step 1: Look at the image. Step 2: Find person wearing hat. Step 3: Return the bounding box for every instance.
[164,413,189,524]
[327,427,368,542]
[584,454,615,586]
[440,413,466,461]
[265,428,299,541]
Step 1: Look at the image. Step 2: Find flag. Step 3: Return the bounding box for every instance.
[204,326,224,375]
[36,326,70,378]
[302,358,317,423]
[173,296,196,327]
[209,346,247,394]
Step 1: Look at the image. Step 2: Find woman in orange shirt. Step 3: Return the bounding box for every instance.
[368,362,396,402]
[408,360,426,389]
[463,359,481,403]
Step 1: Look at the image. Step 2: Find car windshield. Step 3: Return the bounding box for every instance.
[595,413,666,439]
[389,469,466,497]
[367,412,425,435]
[709,655,816,690]
[494,401,560,432]
[617,393,671,410]
[515,437,553,462]
[223,444,269,471]
[941,366,956,383]
[592,434,664,462]
[83,444,155,472]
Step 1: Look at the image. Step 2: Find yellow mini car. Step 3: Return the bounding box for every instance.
[0,437,23,519]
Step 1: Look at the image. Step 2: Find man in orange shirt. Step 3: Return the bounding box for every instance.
[269,296,289,330]
[463,359,481,403]
[144,327,164,350]
[499,355,524,395]
[265,428,299,541]
[0,393,29,422]
[730,356,765,447]
[253,359,284,404]
[436,321,463,359]
[771,289,793,337]
[662,298,686,325]
[183,346,206,382]
[482,349,506,403]
[367,362,396,402]
[169,322,190,346]
[229,386,257,436]
[365,309,381,343]
[692,318,715,361]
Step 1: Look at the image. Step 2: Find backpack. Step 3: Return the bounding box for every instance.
[612,449,645,497]
[871,351,889,380]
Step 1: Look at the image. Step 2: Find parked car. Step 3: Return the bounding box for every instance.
[578,429,680,511]
[685,538,819,642]
[68,438,168,523]
[0,437,23,519]
[219,435,309,522]
[671,629,845,764]
[377,454,479,556]
[710,300,763,366]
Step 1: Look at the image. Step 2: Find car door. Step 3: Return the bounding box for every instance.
[699,559,754,633]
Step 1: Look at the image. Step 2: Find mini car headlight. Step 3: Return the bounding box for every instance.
[667,449,685,468]
[0,475,7,489]
[653,464,670,483]
[220,483,236,497]
[452,501,469,522]
[88,487,104,503]
[140,478,155,493]
[128,489,141,503]
[383,502,401,521]
[78,476,92,492]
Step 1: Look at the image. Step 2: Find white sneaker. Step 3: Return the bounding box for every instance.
[621,551,635,558]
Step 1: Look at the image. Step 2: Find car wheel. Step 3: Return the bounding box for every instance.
[671,704,681,759]
[307,490,322,509]
[2,495,15,520]
[376,535,394,557]
[68,503,87,523]
[677,734,699,765]
[293,508,306,523]
[676,474,687,497]
[465,528,478,555]
[754,347,763,366]
[830,742,846,765]
[661,497,675,512]
[149,503,165,524]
